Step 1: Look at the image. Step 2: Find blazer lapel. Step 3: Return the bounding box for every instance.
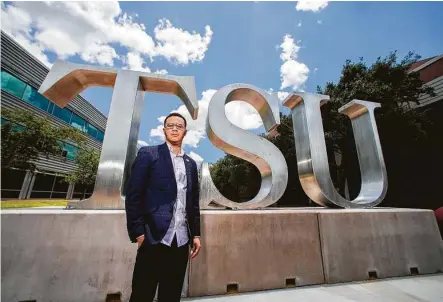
[183,154,192,193]
[159,143,176,184]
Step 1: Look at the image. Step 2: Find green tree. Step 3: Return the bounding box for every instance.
[1,109,85,171]
[211,154,261,203]
[64,147,100,187]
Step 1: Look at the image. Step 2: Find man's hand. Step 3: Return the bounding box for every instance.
[190,237,201,259]
[137,235,145,248]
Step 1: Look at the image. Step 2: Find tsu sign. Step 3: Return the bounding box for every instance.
[39,60,387,210]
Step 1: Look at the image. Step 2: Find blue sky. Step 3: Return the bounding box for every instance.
[2,1,443,164]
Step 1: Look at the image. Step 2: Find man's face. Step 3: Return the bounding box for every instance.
[163,116,187,144]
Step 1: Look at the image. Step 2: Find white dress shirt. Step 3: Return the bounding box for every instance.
[161,143,189,247]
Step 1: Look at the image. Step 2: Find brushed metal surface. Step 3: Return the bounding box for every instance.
[283,92,388,208]
[38,60,198,209]
[201,84,288,209]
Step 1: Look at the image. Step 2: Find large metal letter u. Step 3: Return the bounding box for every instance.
[283,92,388,208]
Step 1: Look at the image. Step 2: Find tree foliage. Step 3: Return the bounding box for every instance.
[1,109,85,171]
[211,51,441,209]
[211,154,261,203]
[64,147,100,186]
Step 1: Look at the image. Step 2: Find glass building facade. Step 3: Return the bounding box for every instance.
[1,70,105,142]
[1,30,106,200]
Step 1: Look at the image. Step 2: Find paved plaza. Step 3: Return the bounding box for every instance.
[185,274,443,302]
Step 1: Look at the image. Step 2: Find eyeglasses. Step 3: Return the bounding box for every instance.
[165,123,186,131]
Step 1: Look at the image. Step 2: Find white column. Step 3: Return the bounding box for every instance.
[25,172,37,199]
[19,171,32,199]
[66,183,74,199]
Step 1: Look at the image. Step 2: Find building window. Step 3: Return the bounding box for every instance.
[52,105,72,124]
[1,70,27,98]
[64,143,78,160]
[30,172,55,198]
[1,168,26,199]
[51,176,69,198]
[22,85,51,112]
[1,117,25,131]
[1,69,105,143]
[72,183,94,200]
[97,130,104,142]
[70,113,86,132]
[58,140,78,161]
[86,123,99,139]
[47,102,55,114]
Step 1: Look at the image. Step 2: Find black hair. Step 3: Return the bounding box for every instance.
[164,112,187,128]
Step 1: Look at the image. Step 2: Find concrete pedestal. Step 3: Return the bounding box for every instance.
[188,209,324,297]
[2,208,442,301]
[0,210,188,302]
[188,208,443,297]
[1,210,137,302]
[318,208,443,283]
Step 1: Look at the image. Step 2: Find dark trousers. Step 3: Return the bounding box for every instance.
[130,236,189,302]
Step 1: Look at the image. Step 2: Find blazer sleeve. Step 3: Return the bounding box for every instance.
[192,162,201,237]
[125,146,152,242]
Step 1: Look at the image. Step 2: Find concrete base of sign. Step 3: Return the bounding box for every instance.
[318,208,443,283]
[188,208,443,297]
[188,209,325,297]
[1,208,442,301]
[0,209,188,302]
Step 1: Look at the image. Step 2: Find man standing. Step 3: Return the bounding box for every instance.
[125,112,201,302]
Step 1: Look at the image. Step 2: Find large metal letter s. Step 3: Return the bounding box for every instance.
[38,60,198,209]
[283,92,388,208]
[200,84,288,210]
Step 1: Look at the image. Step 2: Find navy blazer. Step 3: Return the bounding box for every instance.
[125,142,201,244]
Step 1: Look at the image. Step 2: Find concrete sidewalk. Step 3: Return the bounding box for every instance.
[185,274,443,302]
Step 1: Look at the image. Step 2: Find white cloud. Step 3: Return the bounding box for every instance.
[281,60,310,90]
[0,3,32,34]
[154,18,213,65]
[188,151,204,167]
[278,34,309,90]
[267,89,290,105]
[123,52,169,74]
[277,91,290,101]
[225,102,262,130]
[279,34,301,62]
[150,89,263,148]
[1,2,213,68]
[125,52,151,72]
[317,20,323,25]
[296,1,328,12]
[137,140,149,152]
[81,43,119,66]
[12,34,52,67]
[154,69,168,75]
[136,140,149,151]
[297,21,302,27]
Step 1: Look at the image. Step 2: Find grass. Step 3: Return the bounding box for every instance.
[1,200,68,209]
